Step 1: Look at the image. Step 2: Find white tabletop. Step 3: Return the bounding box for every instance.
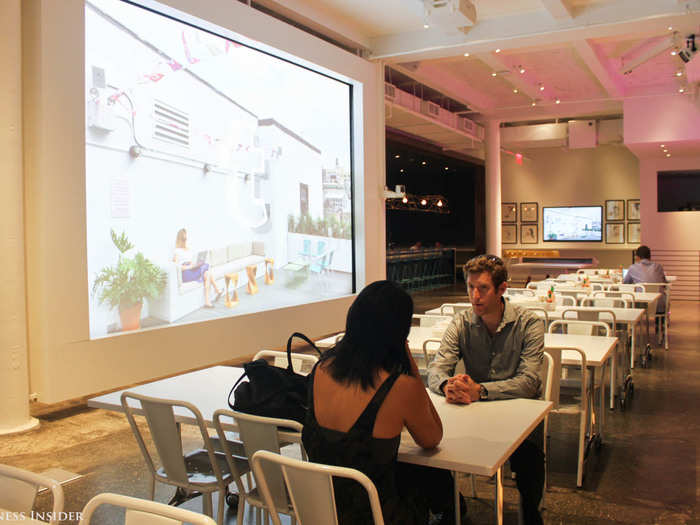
[547,305,644,325]
[88,366,245,428]
[398,393,551,476]
[425,303,470,315]
[545,333,617,367]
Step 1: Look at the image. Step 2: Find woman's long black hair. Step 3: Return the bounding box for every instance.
[320,280,413,389]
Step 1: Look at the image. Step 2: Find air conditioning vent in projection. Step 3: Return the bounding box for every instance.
[153,100,190,147]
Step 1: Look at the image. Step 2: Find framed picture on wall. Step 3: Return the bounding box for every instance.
[605,222,625,244]
[605,200,625,221]
[628,222,640,244]
[502,202,517,223]
[521,223,538,244]
[627,199,640,221]
[520,202,538,222]
[502,224,517,244]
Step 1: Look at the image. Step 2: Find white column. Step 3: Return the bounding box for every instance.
[484,119,502,255]
[0,0,39,435]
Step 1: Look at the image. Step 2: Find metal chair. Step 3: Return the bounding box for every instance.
[252,450,385,525]
[581,296,629,308]
[253,350,319,376]
[0,465,64,525]
[555,295,576,306]
[79,493,217,525]
[543,345,589,488]
[439,303,470,316]
[120,392,234,524]
[213,409,304,525]
[606,283,646,293]
[505,288,536,297]
[592,291,635,305]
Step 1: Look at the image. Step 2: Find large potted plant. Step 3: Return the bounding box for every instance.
[92,229,167,331]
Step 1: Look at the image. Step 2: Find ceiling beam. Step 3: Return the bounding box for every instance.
[371,0,700,62]
[485,98,623,123]
[475,53,542,99]
[540,0,573,20]
[572,40,624,98]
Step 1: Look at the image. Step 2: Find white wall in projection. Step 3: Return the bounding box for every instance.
[85,0,354,338]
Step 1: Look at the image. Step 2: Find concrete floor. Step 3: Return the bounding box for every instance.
[3,285,699,524]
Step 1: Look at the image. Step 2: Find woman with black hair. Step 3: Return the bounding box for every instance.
[302,280,456,524]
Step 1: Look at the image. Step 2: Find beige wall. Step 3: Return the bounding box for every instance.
[500,145,639,266]
[21,0,385,403]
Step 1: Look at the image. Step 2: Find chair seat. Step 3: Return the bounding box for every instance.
[156,450,239,486]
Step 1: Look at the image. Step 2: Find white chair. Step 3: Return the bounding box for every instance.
[581,296,629,309]
[422,338,442,370]
[543,345,589,488]
[253,350,319,376]
[505,288,536,297]
[0,465,64,525]
[639,283,671,349]
[607,283,646,293]
[439,303,470,316]
[593,291,635,305]
[251,450,385,525]
[412,314,452,327]
[79,492,217,525]
[120,392,234,525]
[213,409,304,525]
[555,295,576,306]
[540,352,554,492]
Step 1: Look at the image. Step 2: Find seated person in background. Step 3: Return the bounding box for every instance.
[303,280,456,525]
[427,255,545,525]
[173,228,222,308]
[624,244,668,332]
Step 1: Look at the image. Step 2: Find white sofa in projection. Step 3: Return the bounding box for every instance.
[149,241,268,323]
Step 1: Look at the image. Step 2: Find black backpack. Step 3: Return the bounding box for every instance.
[228,332,322,423]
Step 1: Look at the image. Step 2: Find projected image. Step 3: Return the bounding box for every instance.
[543,207,602,242]
[85,0,354,338]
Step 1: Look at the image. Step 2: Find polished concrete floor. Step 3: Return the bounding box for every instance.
[3,286,699,524]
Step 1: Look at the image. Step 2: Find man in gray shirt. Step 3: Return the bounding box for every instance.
[427,254,544,525]
[624,245,667,311]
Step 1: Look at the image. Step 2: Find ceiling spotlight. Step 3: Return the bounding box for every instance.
[400,168,404,173]
[676,70,683,77]
[495,48,501,53]
[671,49,678,56]
[668,26,673,31]
[539,85,545,91]
[679,87,685,93]
[437,200,443,207]
[513,88,519,93]
[531,101,537,106]
[402,196,408,204]
[444,166,449,170]
[555,98,561,104]
[423,22,430,29]
[421,161,427,165]
[394,154,400,158]
[420,199,427,206]
[491,72,497,77]
[519,66,526,74]
[666,153,671,157]
[464,52,470,57]
[660,144,665,148]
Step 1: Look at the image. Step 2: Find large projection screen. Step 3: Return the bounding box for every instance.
[86,0,355,339]
[22,0,384,402]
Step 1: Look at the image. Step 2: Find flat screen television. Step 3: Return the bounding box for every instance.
[543,206,602,242]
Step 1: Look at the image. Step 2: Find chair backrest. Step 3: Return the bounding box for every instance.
[252,450,385,525]
[79,492,217,525]
[253,350,319,375]
[562,308,617,328]
[422,338,442,367]
[215,410,303,511]
[524,306,548,331]
[505,288,535,297]
[439,303,470,315]
[412,314,452,327]
[316,240,326,255]
[121,392,224,488]
[590,283,604,291]
[593,291,634,304]
[0,465,64,525]
[580,296,628,308]
[541,351,554,403]
[549,319,610,337]
[556,295,576,306]
[543,346,587,411]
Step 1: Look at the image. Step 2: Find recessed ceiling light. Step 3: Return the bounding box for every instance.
[531,101,537,106]
[437,200,443,207]
[444,166,449,170]
[679,87,685,93]
[423,23,430,29]
[491,72,497,77]
[676,70,683,77]
[400,168,404,172]
[666,153,671,157]
[539,85,545,91]
[420,199,427,205]
[668,26,673,31]
[394,154,400,158]
[513,88,519,93]
[555,98,561,104]
[464,52,470,57]
[495,48,501,53]
[660,144,665,148]
[421,161,427,165]
[402,196,408,203]
[519,67,526,74]
[671,49,678,56]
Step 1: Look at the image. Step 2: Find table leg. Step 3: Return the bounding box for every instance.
[599,363,605,441]
[453,472,461,525]
[494,467,503,525]
[610,343,616,410]
[629,323,636,369]
[246,265,258,295]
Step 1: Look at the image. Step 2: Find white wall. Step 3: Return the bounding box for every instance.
[22,0,384,402]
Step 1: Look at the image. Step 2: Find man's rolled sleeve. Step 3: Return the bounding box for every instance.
[427,317,463,394]
[482,315,544,400]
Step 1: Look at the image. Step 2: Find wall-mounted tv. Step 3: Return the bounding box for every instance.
[543,206,602,242]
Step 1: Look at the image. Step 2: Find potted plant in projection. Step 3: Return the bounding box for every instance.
[92,229,166,331]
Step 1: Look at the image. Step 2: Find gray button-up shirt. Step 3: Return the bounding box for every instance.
[427,300,544,400]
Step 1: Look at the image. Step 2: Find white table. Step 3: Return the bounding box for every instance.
[88,366,550,525]
[425,303,470,315]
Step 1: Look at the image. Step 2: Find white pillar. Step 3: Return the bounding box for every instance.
[0,0,39,435]
[484,119,502,256]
